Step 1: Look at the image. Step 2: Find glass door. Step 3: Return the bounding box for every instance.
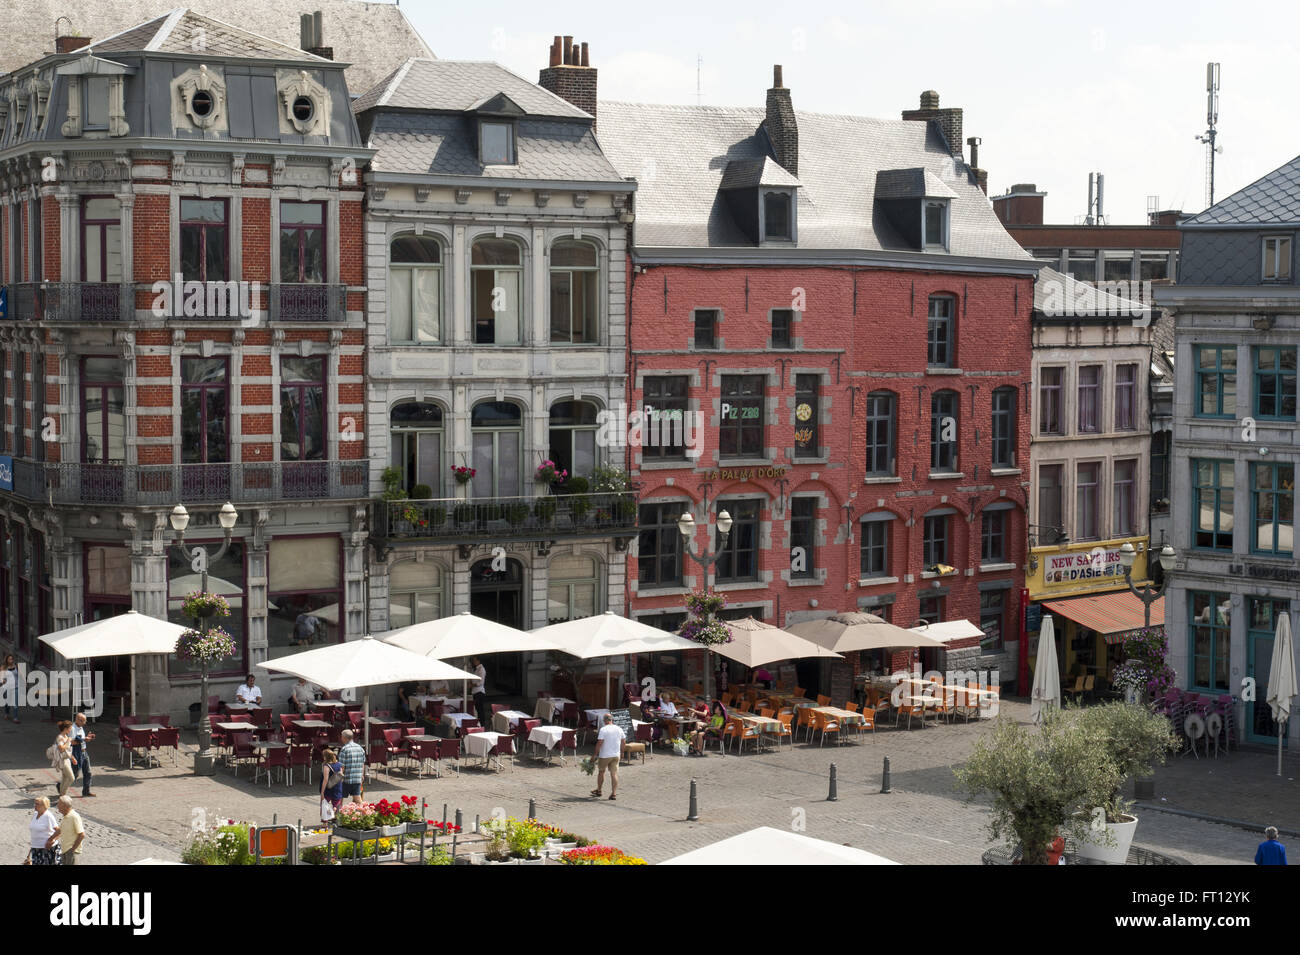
[1248,598,1292,745]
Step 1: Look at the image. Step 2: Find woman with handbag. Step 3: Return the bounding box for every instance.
[52,722,75,797]
[26,796,61,865]
[319,747,344,823]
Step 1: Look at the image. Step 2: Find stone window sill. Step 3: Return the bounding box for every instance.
[928,472,965,481]
[858,576,899,587]
[864,476,901,484]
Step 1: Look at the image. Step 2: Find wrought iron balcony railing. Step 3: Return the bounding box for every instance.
[270,283,348,323]
[384,491,639,542]
[9,283,132,322]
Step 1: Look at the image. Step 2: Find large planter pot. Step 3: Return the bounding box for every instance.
[1074,812,1139,864]
[404,821,428,837]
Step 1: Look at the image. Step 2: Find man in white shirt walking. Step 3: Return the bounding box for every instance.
[591,713,625,801]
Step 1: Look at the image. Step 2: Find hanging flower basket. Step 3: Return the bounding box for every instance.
[175,627,237,664]
[181,591,231,620]
[450,465,476,485]
[535,460,568,485]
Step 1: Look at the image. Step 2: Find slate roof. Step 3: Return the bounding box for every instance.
[90,9,328,63]
[596,101,1029,257]
[1182,154,1300,225]
[719,156,801,190]
[353,59,590,119]
[875,167,957,200]
[1,0,433,94]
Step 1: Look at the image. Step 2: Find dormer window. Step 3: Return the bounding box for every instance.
[84,76,110,130]
[924,201,949,250]
[763,192,791,241]
[480,121,515,165]
[1263,236,1292,281]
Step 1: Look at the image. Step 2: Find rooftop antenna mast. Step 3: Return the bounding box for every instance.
[695,54,703,105]
[1195,62,1221,207]
[1085,172,1106,225]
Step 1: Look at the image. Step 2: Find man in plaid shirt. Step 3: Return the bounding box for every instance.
[338,729,366,804]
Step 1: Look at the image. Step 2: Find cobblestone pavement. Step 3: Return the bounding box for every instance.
[0,703,1267,864]
[1136,743,1300,834]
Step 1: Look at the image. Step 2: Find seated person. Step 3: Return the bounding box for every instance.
[235,674,262,706]
[289,678,319,714]
[753,667,774,690]
[687,698,716,755]
[657,696,679,717]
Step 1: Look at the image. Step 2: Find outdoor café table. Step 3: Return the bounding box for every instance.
[250,740,288,751]
[463,730,504,768]
[812,706,864,725]
[730,711,781,751]
[130,723,166,733]
[291,720,332,732]
[492,709,531,734]
[527,724,569,763]
[442,711,478,734]
[312,700,345,710]
[214,721,256,732]
[584,708,610,725]
[536,697,574,721]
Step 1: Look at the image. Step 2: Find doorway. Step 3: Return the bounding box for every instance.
[469,557,524,696]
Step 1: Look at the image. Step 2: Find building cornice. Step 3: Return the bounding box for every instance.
[1152,285,1300,309]
[630,246,1043,276]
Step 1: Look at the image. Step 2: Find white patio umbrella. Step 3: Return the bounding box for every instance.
[531,610,701,707]
[1029,615,1061,725]
[38,610,189,716]
[789,612,946,652]
[1266,613,1297,777]
[660,826,900,866]
[381,611,557,711]
[711,616,841,669]
[259,634,476,750]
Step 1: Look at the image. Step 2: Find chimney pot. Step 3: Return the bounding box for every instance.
[773,64,783,88]
[549,36,561,67]
[55,35,91,54]
[919,90,940,109]
[580,42,589,67]
[563,35,573,64]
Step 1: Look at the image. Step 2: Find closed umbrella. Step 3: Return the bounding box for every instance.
[259,634,476,751]
[1029,615,1061,725]
[711,617,841,669]
[1266,613,1297,777]
[788,612,946,651]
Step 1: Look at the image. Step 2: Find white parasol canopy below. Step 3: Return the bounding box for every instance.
[789,612,946,652]
[659,827,900,866]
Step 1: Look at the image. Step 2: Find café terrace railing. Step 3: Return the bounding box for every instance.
[384,491,640,542]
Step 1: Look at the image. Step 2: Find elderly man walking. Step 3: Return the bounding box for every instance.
[70,712,96,798]
[56,796,85,865]
[338,729,366,804]
[590,713,625,801]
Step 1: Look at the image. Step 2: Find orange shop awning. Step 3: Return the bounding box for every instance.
[1041,591,1164,644]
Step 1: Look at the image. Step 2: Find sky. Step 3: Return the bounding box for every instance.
[394,0,1300,225]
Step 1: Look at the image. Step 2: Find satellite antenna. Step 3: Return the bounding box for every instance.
[1194,63,1222,207]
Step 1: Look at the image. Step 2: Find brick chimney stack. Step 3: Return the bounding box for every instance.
[991,183,1046,226]
[539,34,598,128]
[764,64,798,177]
[902,90,964,161]
[967,136,988,195]
[55,35,91,54]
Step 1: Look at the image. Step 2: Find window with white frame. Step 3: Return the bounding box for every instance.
[924,201,948,249]
[471,238,522,345]
[547,554,600,624]
[388,560,444,629]
[549,240,599,344]
[389,235,442,343]
[1263,236,1292,281]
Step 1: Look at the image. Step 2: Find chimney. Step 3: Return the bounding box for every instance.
[966,136,988,195]
[538,34,598,128]
[991,183,1045,226]
[55,35,90,54]
[764,64,798,177]
[901,90,964,161]
[300,11,333,60]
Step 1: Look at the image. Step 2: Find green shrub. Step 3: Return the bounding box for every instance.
[380,467,408,502]
[1074,702,1179,820]
[562,476,590,495]
[533,499,557,522]
[427,846,453,865]
[410,483,433,500]
[506,503,530,525]
[181,824,254,865]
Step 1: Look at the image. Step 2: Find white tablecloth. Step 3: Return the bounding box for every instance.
[527,725,568,750]
[534,697,574,721]
[585,708,610,724]
[463,731,503,759]
[492,710,531,734]
[442,712,478,732]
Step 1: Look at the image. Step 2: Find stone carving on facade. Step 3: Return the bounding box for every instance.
[174,64,227,131]
[276,69,331,136]
[230,153,245,186]
[414,185,431,202]
[455,188,472,204]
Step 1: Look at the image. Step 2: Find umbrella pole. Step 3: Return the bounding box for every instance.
[364,689,371,758]
[130,656,137,717]
[1279,722,1284,777]
[605,663,610,709]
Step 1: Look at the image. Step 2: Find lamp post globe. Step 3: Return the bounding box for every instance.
[170,503,190,533]
[1159,544,1176,572]
[1118,541,1136,571]
[218,502,238,530]
[717,509,733,536]
[677,512,695,539]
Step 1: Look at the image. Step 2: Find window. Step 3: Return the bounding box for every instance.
[84,76,110,130]
[637,503,684,587]
[789,497,816,579]
[1252,463,1294,556]
[1263,236,1292,281]
[1075,462,1100,541]
[390,401,443,496]
[1195,345,1236,417]
[981,509,1008,563]
[389,235,441,343]
[81,357,124,464]
[927,295,955,367]
[771,309,793,349]
[471,238,522,345]
[168,541,244,676]
[1151,432,1171,511]
[180,357,229,464]
[180,199,228,282]
[693,309,718,349]
[279,201,324,284]
[860,515,890,578]
[918,594,944,625]
[1254,347,1297,419]
[0,351,7,453]
[715,500,759,582]
[642,376,688,460]
[1039,368,1064,435]
[81,197,122,283]
[763,192,791,241]
[793,374,819,458]
[865,391,897,476]
[388,560,443,630]
[979,591,1005,652]
[1077,365,1101,433]
[1193,459,1233,550]
[480,121,515,165]
[1189,590,1231,692]
[1113,459,1137,537]
[922,513,949,567]
[1066,251,1096,282]
[549,240,598,344]
[547,554,600,624]
[268,537,341,660]
[719,375,764,458]
[930,390,958,473]
[549,400,599,480]
[1140,252,1169,281]
[924,202,947,249]
[1102,251,1133,282]
[991,386,1016,467]
[470,401,522,498]
[280,357,325,463]
[291,96,315,124]
[1114,364,1137,430]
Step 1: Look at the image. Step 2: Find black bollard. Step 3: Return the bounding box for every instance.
[474,814,480,834]
[881,756,892,794]
[454,808,463,832]
[687,778,699,821]
[442,803,448,825]
[528,798,536,820]
[828,762,838,801]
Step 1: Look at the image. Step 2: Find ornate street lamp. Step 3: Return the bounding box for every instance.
[1119,538,1176,629]
[678,508,732,703]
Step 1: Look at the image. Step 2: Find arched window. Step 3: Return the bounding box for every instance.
[391,401,444,495]
[548,400,599,480]
[471,237,522,345]
[389,235,441,343]
[550,240,598,343]
[471,400,522,497]
[388,560,444,629]
[930,390,959,474]
[547,554,600,624]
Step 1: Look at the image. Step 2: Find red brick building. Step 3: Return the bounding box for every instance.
[597,83,1038,697]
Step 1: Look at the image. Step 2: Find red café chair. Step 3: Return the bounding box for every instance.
[558,729,578,765]
[151,726,181,766]
[490,703,507,715]
[229,733,259,775]
[280,714,299,741]
[302,712,324,723]
[456,718,480,737]
[487,734,515,773]
[289,741,314,785]
[348,711,364,731]
[121,726,153,768]
[560,702,579,729]
[255,744,292,787]
[434,737,461,776]
[366,742,389,782]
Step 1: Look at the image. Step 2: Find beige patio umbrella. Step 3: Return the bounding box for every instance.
[1267,612,1297,777]
[1029,615,1061,725]
[710,617,842,669]
[788,612,946,651]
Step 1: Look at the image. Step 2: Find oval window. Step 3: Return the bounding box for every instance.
[191,90,214,117]
[292,96,315,123]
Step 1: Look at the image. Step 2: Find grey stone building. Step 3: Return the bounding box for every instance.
[1154,155,1300,745]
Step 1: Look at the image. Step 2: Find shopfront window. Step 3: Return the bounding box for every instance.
[168,542,245,676]
[268,537,341,659]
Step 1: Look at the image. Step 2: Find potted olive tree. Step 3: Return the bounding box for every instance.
[956,711,1120,865]
[1072,702,1179,863]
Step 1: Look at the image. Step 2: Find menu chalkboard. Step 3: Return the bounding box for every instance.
[609,707,635,743]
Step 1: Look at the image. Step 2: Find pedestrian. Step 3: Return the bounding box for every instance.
[337,729,366,805]
[69,712,96,798]
[590,713,624,801]
[1255,826,1287,865]
[397,681,418,721]
[318,747,344,822]
[56,796,85,865]
[51,721,75,797]
[1,653,18,723]
[25,796,61,866]
[470,657,488,727]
